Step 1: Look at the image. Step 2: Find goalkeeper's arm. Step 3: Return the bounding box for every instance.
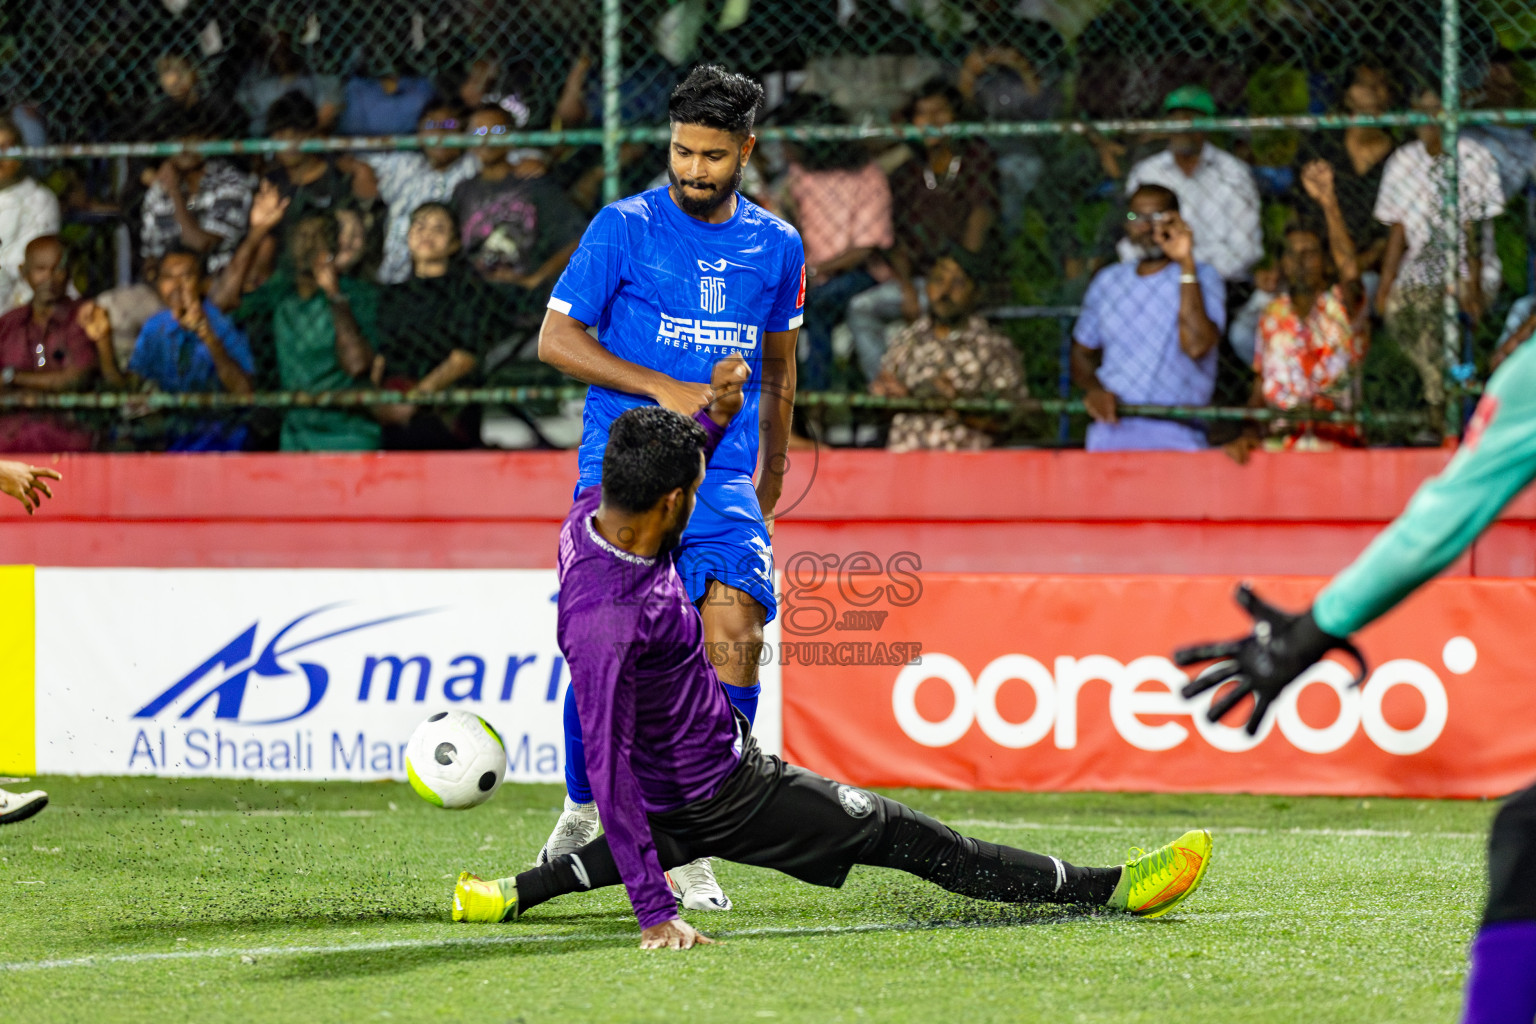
[1314,339,1536,637]
[1179,336,1536,732]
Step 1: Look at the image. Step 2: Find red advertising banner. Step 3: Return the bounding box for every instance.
[780,574,1536,798]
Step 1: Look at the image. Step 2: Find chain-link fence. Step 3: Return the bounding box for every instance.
[1,0,1532,452]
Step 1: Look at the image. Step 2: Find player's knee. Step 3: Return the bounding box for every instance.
[1485,785,1536,923]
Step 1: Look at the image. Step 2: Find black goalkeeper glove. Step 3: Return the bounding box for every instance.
[1174,584,1368,736]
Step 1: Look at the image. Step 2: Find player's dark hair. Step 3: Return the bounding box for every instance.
[669,64,764,138]
[1130,183,1180,212]
[602,406,708,515]
[266,90,319,135]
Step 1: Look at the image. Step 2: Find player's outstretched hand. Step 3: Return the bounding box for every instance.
[0,461,61,515]
[1174,584,1367,735]
[640,917,716,951]
[706,353,751,426]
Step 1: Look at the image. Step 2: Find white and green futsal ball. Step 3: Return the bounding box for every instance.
[406,710,507,809]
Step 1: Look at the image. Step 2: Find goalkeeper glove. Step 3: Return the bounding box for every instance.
[1175,584,1368,736]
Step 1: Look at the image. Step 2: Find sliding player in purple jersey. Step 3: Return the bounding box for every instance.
[534,65,802,910]
[451,399,1213,946]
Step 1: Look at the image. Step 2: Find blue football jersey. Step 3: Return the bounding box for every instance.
[548,186,805,483]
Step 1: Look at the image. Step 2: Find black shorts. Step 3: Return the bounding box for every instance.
[649,730,891,890]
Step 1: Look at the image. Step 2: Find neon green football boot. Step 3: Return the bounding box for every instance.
[1109,829,1212,918]
[452,872,519,923]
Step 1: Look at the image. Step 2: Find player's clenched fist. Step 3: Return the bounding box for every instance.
[707,353,751,425]
[650,376,716,418]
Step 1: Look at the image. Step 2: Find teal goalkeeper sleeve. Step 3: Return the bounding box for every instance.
[1313,339,1536,638]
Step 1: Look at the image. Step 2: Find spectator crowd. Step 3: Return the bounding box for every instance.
[3,7,1535,454]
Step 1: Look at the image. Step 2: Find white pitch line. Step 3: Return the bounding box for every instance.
[0,909,1447,974]
[0,923,979,973]
[948,819,1485,840]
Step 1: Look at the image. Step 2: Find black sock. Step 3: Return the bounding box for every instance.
[514,836,622,914]
[862,799,1121,906]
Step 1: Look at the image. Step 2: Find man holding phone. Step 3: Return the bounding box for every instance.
[1070,183,1226,451]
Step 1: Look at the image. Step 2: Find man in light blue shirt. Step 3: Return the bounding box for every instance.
[1071,184,1226,451]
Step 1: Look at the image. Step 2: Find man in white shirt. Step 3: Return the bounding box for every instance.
[1374,86,1505,416]
[0,116,62,311]
[1123,85,1263,285]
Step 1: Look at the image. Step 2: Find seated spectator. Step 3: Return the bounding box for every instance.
[1294,62,1396,291]
[142,111,255,274]
[138,53,241,138]
[262,91,384,272]
[235,31,342,136]
[0,116,62,310]
[333,205,382,283]
[215,185,382,451]
[1465,49,1536,204]
[339,50,437,137]
[452,103,585,315]
[869,248,1025,452]
[781,107,892,392]
[1071,185,1226,451]
[1374,85,1504,419]
[847,78,998,384]
[1124,85,1262,286]
[0,236,124,452]
[374,203,500,449]
[360,103,479,284]
[129,246,254,451]
[1228,162,1369,461]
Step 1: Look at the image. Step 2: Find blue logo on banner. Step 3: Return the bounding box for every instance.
[133,604,439,724]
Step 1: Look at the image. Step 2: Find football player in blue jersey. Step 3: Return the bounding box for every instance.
[535,64,804,911]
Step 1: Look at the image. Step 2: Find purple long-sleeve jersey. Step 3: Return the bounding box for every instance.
[554,413,743,929]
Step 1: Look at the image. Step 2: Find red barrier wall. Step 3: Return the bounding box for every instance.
[0,448,1529,575]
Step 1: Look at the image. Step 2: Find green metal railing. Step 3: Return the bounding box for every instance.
[0,0,1519,444]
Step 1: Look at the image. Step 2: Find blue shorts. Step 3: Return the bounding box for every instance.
[675,473,778,624]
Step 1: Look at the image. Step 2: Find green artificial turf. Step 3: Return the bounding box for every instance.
[0,777,1494,1023]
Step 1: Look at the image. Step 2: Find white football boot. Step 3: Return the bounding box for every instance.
[665,858,733,911]
[0,786,47,825]
[535,796,601,865]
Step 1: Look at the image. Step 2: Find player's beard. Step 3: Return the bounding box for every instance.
[656,493,694,556]
[668,160,743,217]
[656,511,688,556]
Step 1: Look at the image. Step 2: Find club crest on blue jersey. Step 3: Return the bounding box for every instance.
[700,276,727,314]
